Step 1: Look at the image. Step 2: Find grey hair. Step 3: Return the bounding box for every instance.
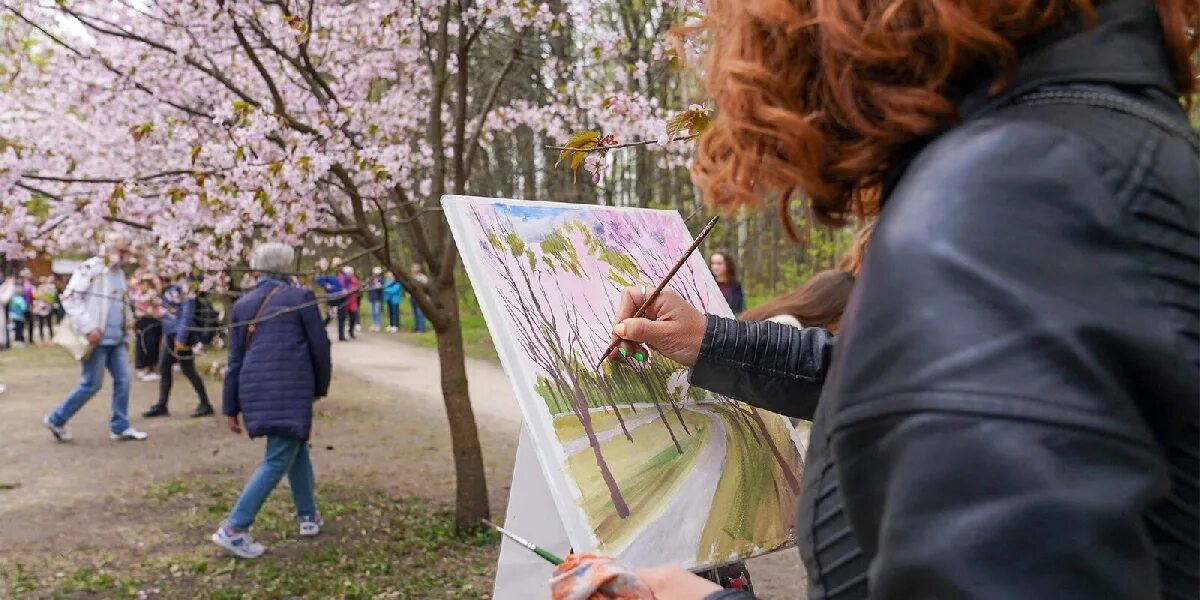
[249,243,295,276]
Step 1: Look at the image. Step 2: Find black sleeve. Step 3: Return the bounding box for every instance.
[825,121,1173,599]
[731,284,745,313]
[689,315,832,420]
[299,290,332,397]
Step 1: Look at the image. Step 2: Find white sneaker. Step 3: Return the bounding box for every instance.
[143,372,161,382]
[212,524,265,558]
[299,513,324,537]
[43,414,72,442]
[110,427,148,441]
[0,383,6,394]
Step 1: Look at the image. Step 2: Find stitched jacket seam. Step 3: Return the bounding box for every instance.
[698,354,819,382]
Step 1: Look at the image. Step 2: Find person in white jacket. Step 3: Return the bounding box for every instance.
[43,232,148,442]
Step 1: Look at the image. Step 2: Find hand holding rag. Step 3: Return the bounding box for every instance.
[550,554,655,600]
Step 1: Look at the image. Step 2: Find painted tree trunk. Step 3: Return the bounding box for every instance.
[563,370,630,518]
[747,407,800,494]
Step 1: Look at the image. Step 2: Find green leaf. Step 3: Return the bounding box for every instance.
[504,232,525,258]
[129,122,153,142]
[190,144,202,165]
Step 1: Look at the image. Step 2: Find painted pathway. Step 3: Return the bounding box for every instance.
[614,407,727,567]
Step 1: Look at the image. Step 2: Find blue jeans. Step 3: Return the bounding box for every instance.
[369,300,382,328]
[386,301,401,329]
[228,436,316,531]
[49,344,130,434]
[409,296,426,332]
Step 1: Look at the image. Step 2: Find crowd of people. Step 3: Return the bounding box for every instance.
[0,269,65,348]
[314,258,426,341]
[6,236,439,560]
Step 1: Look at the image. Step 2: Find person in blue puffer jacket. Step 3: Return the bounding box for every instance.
[213,242,331,559]
[381,271,403,333]
[143,276,212,418]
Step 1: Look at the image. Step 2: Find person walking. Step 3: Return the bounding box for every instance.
[0,273,12,349]
[43,233,147,442]
[212,242,331,559]
[32,276,56,346]
[335,266,359,340]
[382,272,403,333]
[708,251,744,314]
[18,268,35,345]
[365,267,384,332]
[408,263,428,333]
[7,291,26,347]
[315,259,346,337]
[130,272,163,382]
[143,277,213,418]
[52,274,65,324]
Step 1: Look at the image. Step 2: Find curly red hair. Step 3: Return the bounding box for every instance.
[690,0,1199,230]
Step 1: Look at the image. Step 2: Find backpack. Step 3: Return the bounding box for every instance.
[191,295,221,345]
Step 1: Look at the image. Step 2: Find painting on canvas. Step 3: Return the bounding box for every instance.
[444,196,804,570]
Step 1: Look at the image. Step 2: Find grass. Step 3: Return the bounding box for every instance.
[4,477,500,599]
[567,409,712,553]
[401,308,497,361]
[698,403,803,563]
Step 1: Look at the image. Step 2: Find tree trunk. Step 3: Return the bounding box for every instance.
[432,277,491,530]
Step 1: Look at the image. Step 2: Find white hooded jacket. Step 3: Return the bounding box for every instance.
[62,256,132,338]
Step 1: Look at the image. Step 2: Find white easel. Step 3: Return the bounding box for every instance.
[492,426,573,599]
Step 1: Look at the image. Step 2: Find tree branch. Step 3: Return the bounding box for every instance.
[463,30,525,177]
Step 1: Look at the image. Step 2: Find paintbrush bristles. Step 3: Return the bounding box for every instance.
[483,519,534,550]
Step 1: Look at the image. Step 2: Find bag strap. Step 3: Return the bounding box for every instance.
[1011,89,1200,154]
[245,286,284,351]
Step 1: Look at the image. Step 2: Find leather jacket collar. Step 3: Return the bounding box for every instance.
[881,0,1179,199]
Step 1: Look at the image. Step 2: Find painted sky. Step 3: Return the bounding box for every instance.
[466,201,727,374]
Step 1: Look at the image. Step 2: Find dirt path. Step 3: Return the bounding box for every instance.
[0,334,803,598]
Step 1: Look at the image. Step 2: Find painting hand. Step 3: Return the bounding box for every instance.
[610,288,705,367]
[632,566,721,600]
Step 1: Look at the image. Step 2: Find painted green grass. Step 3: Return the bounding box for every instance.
[567,409,711,553]
[698,403,802,562]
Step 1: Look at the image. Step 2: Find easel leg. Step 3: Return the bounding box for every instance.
[492,426,572,600]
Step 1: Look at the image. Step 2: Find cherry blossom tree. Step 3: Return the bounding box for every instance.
[0,0,711,530]
[0,0,570,530]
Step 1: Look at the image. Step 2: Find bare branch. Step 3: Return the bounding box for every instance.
[545,132,700,152]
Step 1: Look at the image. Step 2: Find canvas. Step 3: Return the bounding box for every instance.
[444,196,805,571]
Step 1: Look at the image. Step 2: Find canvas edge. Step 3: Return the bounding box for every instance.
[441,194,602,553]
[442,195,804,568]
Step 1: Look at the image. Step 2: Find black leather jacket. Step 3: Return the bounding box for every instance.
[696,2,1199,598]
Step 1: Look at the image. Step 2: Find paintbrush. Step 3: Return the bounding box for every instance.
[596,215,720,370]
[482,519,565,565]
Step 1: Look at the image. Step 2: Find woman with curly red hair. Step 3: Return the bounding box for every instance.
[606,0,1199,598]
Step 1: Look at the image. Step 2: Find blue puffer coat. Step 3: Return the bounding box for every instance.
[223,278,331,440]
